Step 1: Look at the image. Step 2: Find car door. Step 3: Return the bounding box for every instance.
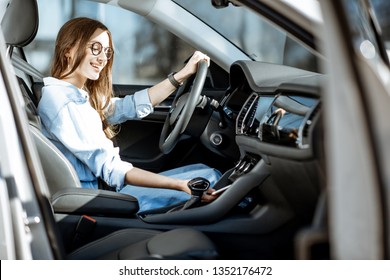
[252,0,390,259]
[319,0,390,259]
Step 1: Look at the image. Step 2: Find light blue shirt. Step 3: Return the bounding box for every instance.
[37,77,153,190]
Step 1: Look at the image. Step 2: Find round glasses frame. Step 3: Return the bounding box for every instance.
[88,42,114,60]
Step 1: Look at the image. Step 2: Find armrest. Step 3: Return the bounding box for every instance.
[51,188,139,217]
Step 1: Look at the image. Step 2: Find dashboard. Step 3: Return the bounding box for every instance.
[222,60,324,160]
[236,93,319,148]
[140,60,325,230]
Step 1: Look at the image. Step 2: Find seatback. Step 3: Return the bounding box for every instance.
[1,0,82,195]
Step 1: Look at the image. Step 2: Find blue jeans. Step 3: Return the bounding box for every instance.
[119,163,222,213]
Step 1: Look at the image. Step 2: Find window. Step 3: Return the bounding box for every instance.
[174,0,318,72]
[371,0,390,49]
[24,0,195,84]
[343,0,390,64]
[24,0,319,84]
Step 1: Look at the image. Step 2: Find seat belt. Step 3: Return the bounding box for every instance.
[12,54,44,81]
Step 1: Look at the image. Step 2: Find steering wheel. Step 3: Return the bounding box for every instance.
[159,60,208,154]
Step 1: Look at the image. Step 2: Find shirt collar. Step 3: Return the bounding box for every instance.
[43,77,89,99]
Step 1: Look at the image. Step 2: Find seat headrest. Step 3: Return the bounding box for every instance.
[1,0,39,47]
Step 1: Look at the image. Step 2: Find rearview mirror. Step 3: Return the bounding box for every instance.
[211,0,230,8]
[211,0,241,8]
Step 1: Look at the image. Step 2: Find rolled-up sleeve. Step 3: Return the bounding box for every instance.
[105,88,154,124]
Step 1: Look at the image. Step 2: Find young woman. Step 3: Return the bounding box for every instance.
[38,17,221,212]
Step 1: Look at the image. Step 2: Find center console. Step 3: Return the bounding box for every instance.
[137,91,320,228]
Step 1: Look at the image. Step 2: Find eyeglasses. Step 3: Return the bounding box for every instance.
[88,42,114,60]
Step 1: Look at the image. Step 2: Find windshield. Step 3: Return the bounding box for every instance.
[174,0,318,72]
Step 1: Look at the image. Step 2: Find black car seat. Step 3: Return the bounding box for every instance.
[3,0,140,214]
[1,0,218,260]
[2,0,82,195]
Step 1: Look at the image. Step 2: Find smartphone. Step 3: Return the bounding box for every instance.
[211,184,232,195]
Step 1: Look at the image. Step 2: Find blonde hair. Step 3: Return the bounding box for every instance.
[51,17,117,138]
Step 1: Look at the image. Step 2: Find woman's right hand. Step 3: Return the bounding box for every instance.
[175,51,210,82]
[201,188,218,203]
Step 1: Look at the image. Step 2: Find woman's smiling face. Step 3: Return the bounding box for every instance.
[66,28,110,88]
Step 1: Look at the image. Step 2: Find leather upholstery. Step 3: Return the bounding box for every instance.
[30,125,83,191]
[67,228,217,260]
[51,188,139,216]
[1,0,39,48]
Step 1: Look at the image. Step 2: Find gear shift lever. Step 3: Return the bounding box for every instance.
[188,177,210,197]
[168,177,210,212]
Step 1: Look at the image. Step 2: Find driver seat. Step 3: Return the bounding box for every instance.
[1,0,218,260]
[2,0,139,215]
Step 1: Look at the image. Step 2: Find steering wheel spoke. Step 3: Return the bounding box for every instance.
[169,93,188,125]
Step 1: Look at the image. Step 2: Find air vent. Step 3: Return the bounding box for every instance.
[302,103,321,138]
[236,93,259,135]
